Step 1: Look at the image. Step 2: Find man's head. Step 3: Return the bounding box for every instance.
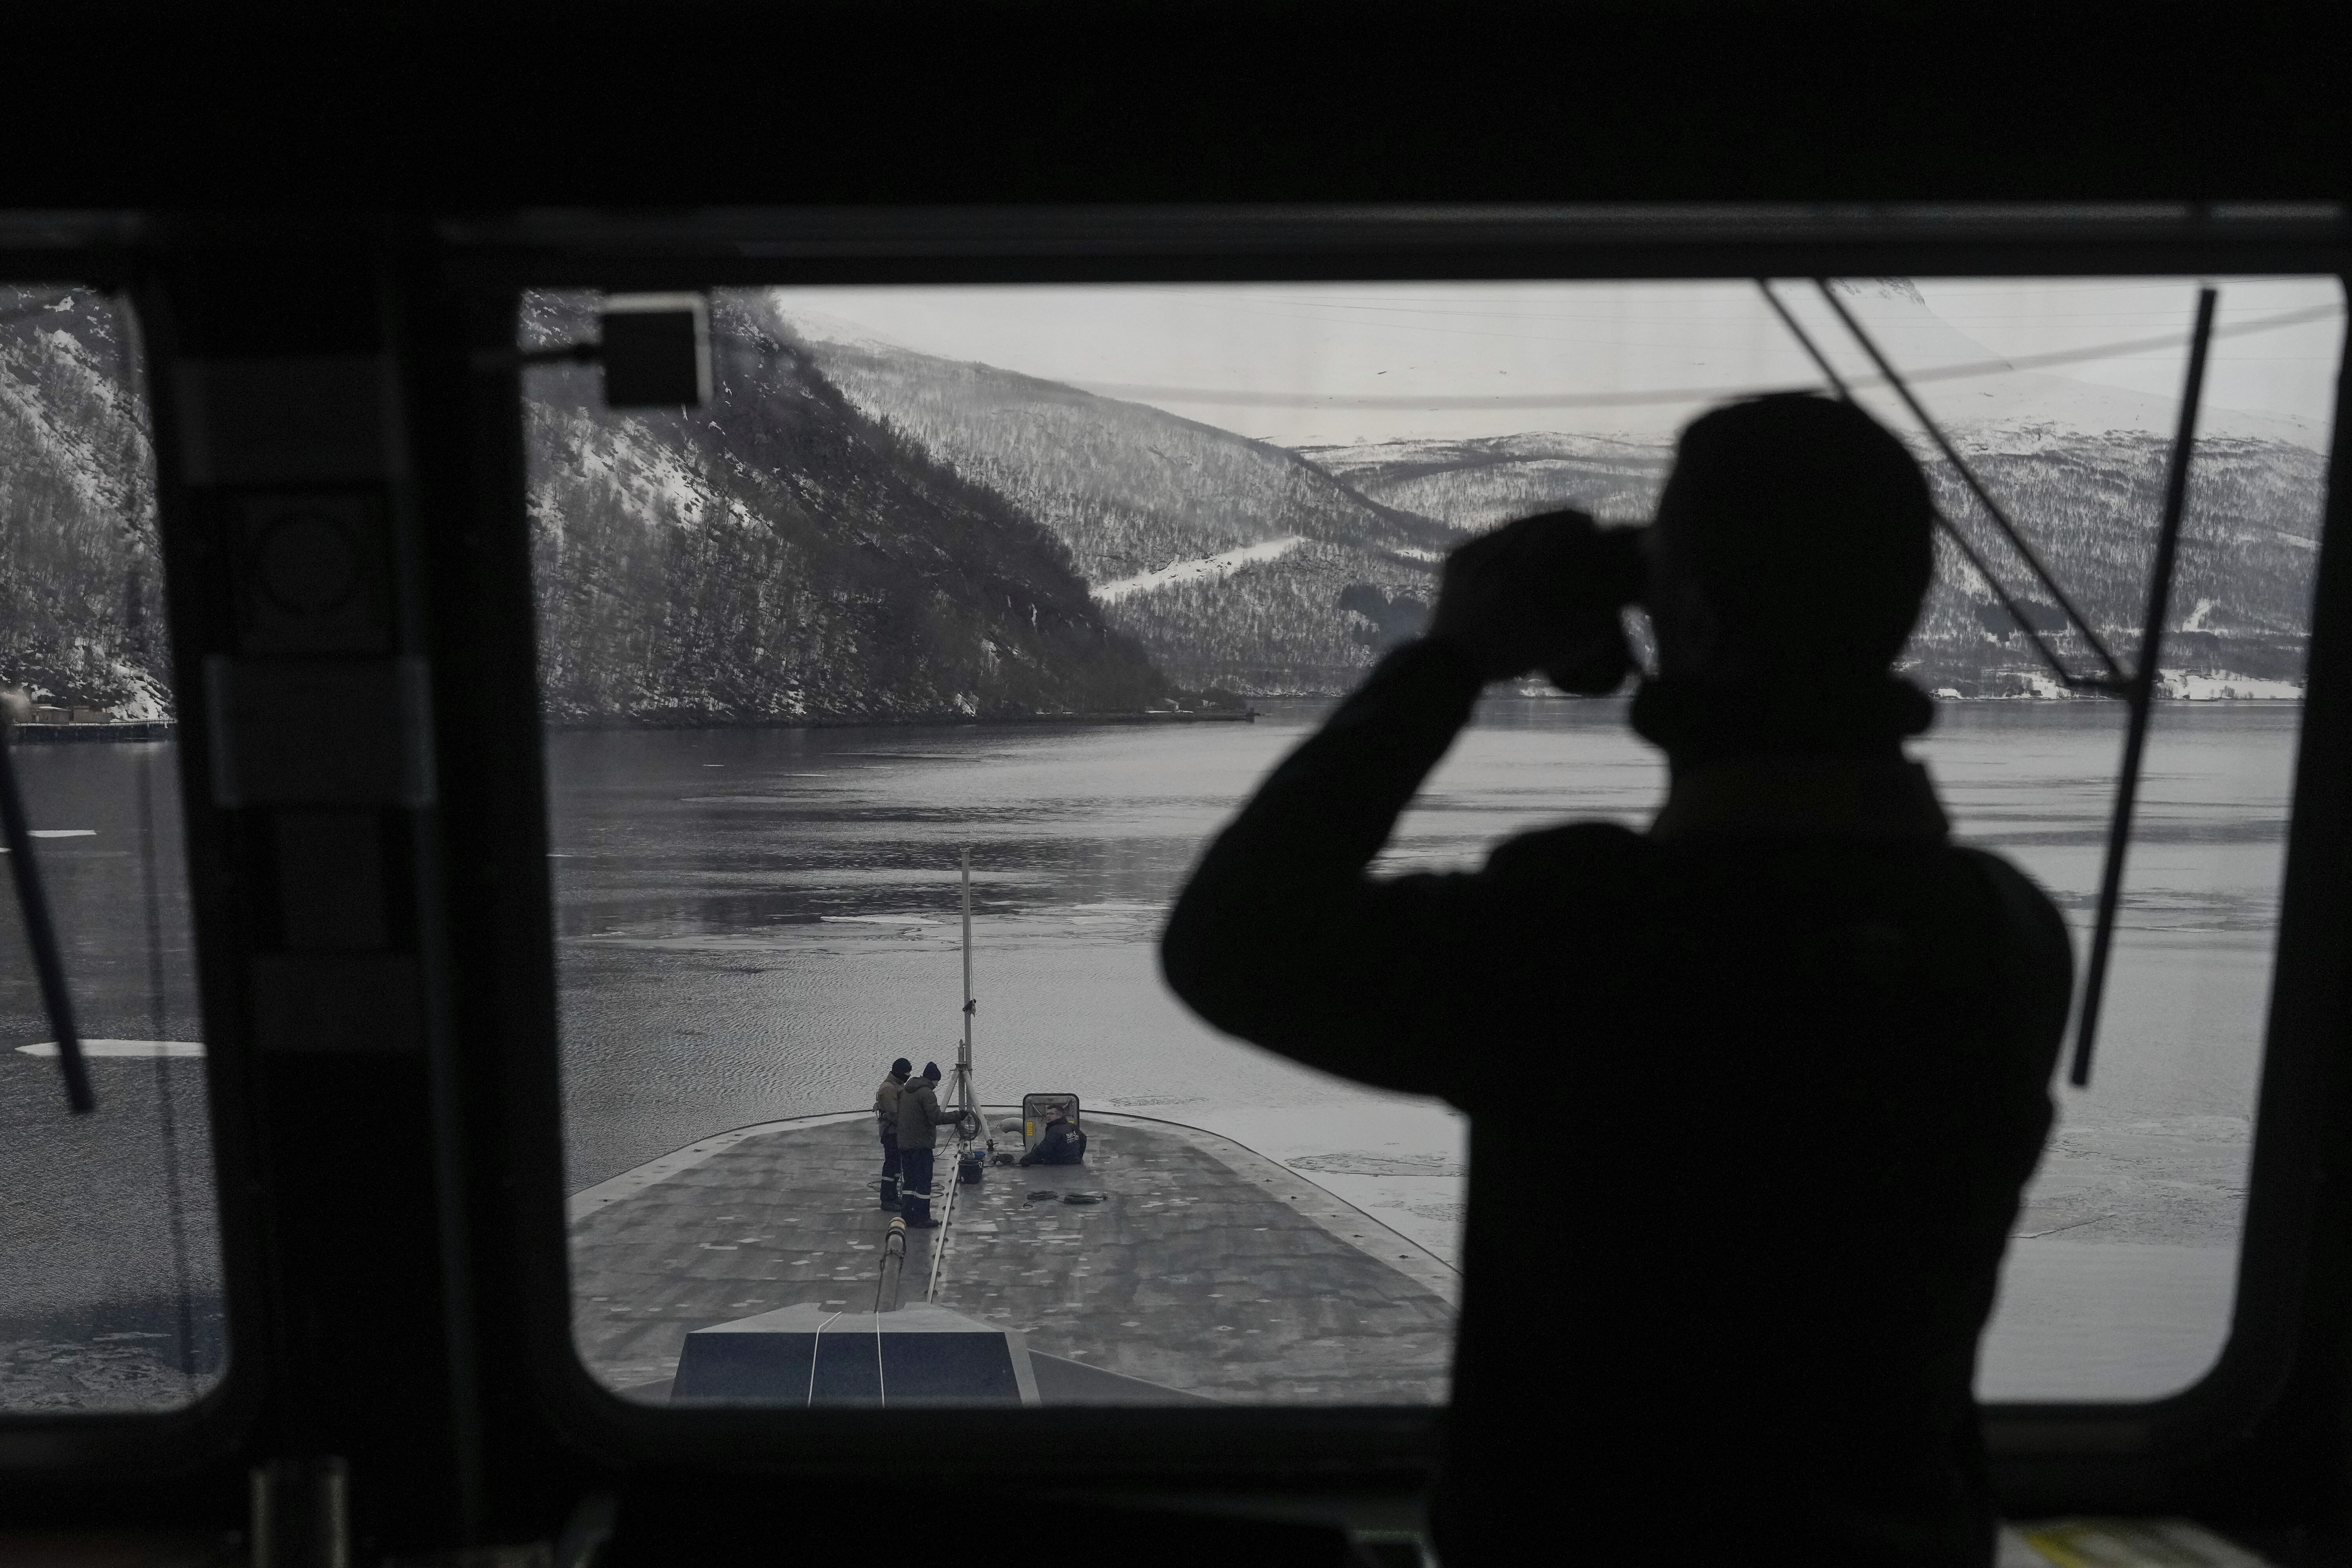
[922,1062,942,1082]
[1646,393,1934,684]
[891,1057,911,1080]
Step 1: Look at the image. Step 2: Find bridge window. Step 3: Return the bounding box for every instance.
[0,285,223,1415]
[523,276,2341,1408]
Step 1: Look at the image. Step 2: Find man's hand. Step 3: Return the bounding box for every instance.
[1425,510,1646,691]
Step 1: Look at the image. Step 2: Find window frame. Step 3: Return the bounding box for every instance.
[0,270,262,1473]
[452,208,2352,1490]
[14,206,2341,1494]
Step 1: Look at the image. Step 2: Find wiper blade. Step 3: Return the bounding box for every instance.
[1756,278,2223,1089]
[1757,280,2102,695]
[0,706,96,1114]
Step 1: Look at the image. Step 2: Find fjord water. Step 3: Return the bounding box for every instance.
[0,701,2296,1406]
[546,697,2298,1402]
[0,741,220,1409]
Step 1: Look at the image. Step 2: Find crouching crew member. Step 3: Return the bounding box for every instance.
[1019,1105,1087,1167]
[874,1057,911,1209]
[895,1062,958,1227]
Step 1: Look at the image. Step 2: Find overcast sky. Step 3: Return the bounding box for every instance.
[772,276,2345,449]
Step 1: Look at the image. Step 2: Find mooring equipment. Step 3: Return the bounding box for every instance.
[873,1216,907,1314]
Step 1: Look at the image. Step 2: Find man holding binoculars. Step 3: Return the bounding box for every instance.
[1162,392,2071,1566]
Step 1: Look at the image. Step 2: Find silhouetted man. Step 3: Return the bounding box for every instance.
[1162,394,2071,1567]
[874,1057,911,1210]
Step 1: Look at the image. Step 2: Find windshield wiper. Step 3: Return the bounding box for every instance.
[0,706,96,1113]
[1758,279,2221,1088]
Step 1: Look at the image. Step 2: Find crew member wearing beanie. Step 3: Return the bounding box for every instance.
[894,1060,959,1227]
[873,1058,912,1210]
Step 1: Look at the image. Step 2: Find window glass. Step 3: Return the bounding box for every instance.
[528,277,2339,1406]
[0,285,223,1413]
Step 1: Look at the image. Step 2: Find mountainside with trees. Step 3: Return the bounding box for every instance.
[1312,428,2325,695]
[0,288,165,716]
[798,318,1455,692]
[0,285,2327,717]
[524,294,1169,723]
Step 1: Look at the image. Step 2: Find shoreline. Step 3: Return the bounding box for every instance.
[8,720,176,743]
[2,690,2303,747]
[543,707,1258,732]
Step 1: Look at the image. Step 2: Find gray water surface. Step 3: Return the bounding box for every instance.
[543,697,2299,1401]
[0,698,2302,1408]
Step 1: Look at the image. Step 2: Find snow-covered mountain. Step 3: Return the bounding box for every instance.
[0,288,167,716]
[523,294,1169,722]
[1309,423,2325,696]
[790,308,1455,693]
[1808,278,2332,452]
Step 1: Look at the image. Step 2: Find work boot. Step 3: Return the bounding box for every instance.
[879,1196,901,1211]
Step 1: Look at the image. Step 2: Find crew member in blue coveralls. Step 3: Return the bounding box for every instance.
[873,1057,910,1210]
[895,1061,960,1227]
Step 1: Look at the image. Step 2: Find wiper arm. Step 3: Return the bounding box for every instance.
[1808,279,2128,689]
[1758,279,2223,1088]
[0,703,96,1114]
[1756,279,2104,696]
[2071,288,2218,1086]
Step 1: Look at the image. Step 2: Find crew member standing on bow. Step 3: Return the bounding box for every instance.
[1161,394,2071,1568]
[873,1057,911,1210]
[895,1061,959,1228]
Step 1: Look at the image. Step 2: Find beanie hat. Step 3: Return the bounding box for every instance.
[922,1062,942,1081]
[891,1057,911,1077]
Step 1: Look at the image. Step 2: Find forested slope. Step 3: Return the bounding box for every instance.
[524,294,1167,722]
[800,320,1454,691]
[1314,428,2325,695]
[0,289,166,715]
[0,284,2327,715]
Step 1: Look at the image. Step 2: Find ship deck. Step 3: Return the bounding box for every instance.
[568,1109,1457,1404]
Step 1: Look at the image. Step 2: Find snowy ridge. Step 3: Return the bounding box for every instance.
[1308,424,2325,697]
[788,309,1456,693]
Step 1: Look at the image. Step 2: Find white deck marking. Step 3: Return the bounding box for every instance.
[16,1040,203,1058]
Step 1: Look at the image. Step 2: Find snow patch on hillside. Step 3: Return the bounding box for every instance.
[1093,537,1306,603]
[2159,671,2303,701]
